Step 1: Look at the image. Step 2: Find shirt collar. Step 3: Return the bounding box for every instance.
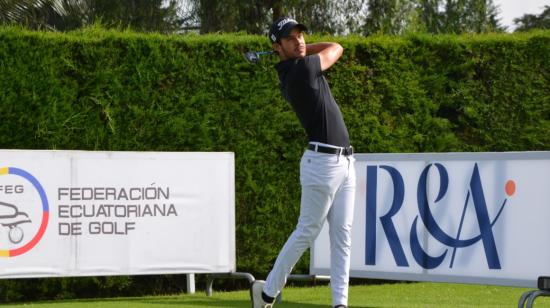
[275,59,294,74]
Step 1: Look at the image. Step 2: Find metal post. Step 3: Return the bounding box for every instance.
[526,290,550,308]
[518,289,550,308]
[205,272,255,296]
[206,275,214,296]
[518,290,535,308]
[186,273,195,294]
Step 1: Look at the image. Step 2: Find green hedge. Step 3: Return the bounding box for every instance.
[0,26,548,301]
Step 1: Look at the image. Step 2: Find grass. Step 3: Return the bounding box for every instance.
[2,282,550,307]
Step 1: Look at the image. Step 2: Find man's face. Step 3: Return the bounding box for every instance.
[273,28,306,60]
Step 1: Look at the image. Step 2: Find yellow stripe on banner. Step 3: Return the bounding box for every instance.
[0,167,8,175]
[0,250,10,257]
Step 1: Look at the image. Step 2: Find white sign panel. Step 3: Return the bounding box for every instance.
[312,152,550,287]
[0,150,235,278]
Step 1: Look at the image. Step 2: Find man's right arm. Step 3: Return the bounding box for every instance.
[306,42,343,71]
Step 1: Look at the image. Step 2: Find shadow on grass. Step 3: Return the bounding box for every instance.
[3,297,380,308]
[139,298,249,307]
[141,298,378,308]
[1,297,149,306]
[2,295,378,308]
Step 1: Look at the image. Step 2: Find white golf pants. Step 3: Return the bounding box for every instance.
[264,148,356,307]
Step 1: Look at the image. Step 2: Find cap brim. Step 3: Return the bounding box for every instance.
[280,23,308,39]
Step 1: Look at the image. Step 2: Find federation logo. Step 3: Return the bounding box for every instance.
[0,167,49,257]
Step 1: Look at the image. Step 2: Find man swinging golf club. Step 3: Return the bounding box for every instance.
[250,17,356,308]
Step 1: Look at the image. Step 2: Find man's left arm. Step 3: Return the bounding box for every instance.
[306,42,343,71]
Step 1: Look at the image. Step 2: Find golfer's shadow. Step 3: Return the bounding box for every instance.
[144,298,376,307]
[266,302,375,308]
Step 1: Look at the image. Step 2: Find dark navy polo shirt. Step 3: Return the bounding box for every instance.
[275,54,350,147]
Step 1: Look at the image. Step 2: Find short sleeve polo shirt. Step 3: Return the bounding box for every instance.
[275,54,350,147]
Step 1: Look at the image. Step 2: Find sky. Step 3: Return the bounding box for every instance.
[493,0,549,31]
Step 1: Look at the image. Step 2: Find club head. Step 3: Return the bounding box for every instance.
[244,51,273,64]
[244,51,260,64]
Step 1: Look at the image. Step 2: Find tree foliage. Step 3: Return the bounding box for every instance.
[0,0,187,32]
[363,0,505,35]
[1,0,510,35]
[364,0,416,35]
[189,0,504,35]
[189,0,367,35]
[514,5,550,32]
[441,0,503,33]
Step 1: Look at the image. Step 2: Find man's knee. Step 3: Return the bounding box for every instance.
[295,222,323,243]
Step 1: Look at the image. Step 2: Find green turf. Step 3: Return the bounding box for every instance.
[2,282,550,307]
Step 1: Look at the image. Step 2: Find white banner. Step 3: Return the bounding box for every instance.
[312,152,550,287]
[0,150,235,278]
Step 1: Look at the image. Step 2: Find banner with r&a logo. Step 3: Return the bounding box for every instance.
[312,152,550,288]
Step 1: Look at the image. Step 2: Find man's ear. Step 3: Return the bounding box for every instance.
[272,42,281,55]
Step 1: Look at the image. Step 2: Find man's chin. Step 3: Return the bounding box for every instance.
[295,51,307,58]
[286,55,305,60]
[283,51,306,60]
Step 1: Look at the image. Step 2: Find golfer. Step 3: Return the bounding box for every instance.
[251,17,356,308]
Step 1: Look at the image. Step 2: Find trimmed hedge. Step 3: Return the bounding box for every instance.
[0,26,548,300]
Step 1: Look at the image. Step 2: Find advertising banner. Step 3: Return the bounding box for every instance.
[311,152,550,287]
[0,150,235,278]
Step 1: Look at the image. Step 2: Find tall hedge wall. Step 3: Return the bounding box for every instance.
[0,26,548,300]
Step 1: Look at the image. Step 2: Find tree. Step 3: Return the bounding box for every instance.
[0,0,186,33]
[417,0,443,33]
[3,0,510,35]
[189,0,367,35]
[364,0,416,35]
[185,0,506,36]
[88,0,183,33]
[0,0,67,30]
[514,5,550,32]
[288,0,367,35]
[441,0,504,34]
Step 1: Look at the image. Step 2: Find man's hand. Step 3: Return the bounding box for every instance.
[306,42,343,71]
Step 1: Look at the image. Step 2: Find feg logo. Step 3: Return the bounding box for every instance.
[365,163,516,270]
[0,167,49,257]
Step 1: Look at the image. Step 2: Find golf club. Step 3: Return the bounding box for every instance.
[244,51,273,64]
